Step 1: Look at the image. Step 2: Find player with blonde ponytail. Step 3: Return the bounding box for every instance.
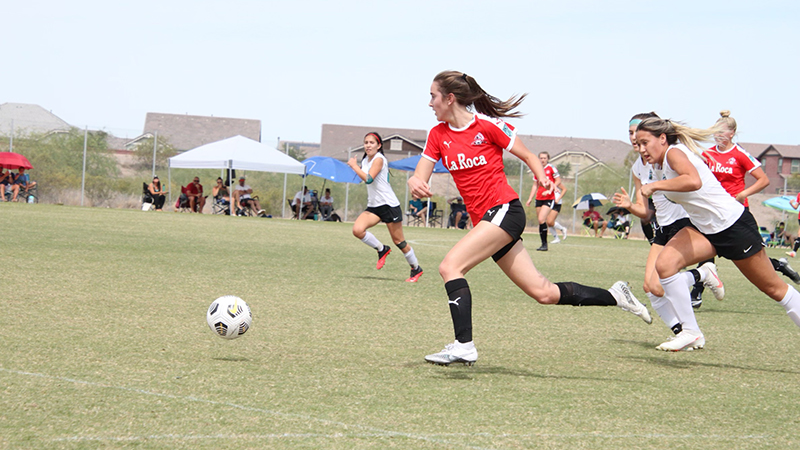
[635,117,800,351]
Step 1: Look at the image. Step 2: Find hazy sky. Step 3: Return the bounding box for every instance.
[3,0,798,146]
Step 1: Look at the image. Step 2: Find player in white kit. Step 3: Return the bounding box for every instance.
[635,117,800,351]
[348,132,423,282]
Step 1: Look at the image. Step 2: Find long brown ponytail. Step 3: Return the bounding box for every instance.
[433,71,526,118]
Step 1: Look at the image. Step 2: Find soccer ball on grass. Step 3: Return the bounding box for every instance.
[207,295,252,339]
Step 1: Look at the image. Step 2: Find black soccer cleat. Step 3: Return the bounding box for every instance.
[536,244,548,252]
[407,265,423,282]
[376,245,391,270]
[778,258,800,285]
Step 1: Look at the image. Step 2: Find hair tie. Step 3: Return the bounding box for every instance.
[461,73,468,81]
[629,119,642,127]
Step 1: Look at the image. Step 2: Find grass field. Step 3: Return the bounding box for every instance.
[1,203,799,449]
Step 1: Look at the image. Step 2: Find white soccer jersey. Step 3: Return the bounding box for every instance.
[659,144,744,234]
[631,156,688,227]
[362,152,400,208]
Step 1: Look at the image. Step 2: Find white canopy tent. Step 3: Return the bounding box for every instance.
[168,135,306,215]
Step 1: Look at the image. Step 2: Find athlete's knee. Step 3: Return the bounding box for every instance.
[352,226,365,239]
[655,257,680,279]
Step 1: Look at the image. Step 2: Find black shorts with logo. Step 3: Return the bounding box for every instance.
[481,199,527,262]
[535,199,555,209]
[365,204,403,224]
[702,209,764,261]
[652,218,695,246]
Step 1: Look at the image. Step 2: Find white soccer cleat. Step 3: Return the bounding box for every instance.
[656,329,705,352]
[550,237,561,244]
[609,281,652,324]
[787,251,797,258]
[425,341,478,366]
[698,262,724,301]
[561,229,568,241]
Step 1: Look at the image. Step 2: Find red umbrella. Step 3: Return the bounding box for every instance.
[0,152,33,170]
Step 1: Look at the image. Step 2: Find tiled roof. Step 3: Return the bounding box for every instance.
[0,103,71,136]
[144,112,261,151]
[319,123,631,166]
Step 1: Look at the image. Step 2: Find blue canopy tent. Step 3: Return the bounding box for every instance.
[388,154,451,227]
[388,154,450,174]
[301,156,361,220]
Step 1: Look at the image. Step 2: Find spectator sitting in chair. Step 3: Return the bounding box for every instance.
[213,177,230,204]
[10,167,35,202]
[147,176,167,211]
[186,176,206,213]
[447,196,469,229]
[291,186,314,219]
[582,204,607,238]
[608,211,630,238]
[0,169,13,202]
[772,222,790,247]
[409,197,428,219]
[233,176,265,216]
[319,188,334,220]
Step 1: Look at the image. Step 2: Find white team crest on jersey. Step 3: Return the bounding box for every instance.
[728,157,736,165]
[472,133,487,146]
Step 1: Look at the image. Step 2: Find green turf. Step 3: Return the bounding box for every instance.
[1,203,799,449]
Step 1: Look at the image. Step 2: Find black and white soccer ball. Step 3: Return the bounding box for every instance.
[207,295,252,340]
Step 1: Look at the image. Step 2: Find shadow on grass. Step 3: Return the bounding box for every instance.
[619,355,800,375]
[409,362,647,383]
[353,275,404,282]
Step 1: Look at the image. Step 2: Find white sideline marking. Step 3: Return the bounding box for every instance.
[0,367,494,450]
[406,239,457,248]
[2,368,774,446]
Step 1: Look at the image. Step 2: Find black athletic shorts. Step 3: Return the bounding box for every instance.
[535,199,555,209]
[481,199,526,262]
[552,203,562,213]
[701,209,764,261]
[365,204,403,224]
[652,218,695,246]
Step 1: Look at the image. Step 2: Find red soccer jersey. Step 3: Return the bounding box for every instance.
[423,113,518,222]
[703,144,760,207]
[534,164,559,200]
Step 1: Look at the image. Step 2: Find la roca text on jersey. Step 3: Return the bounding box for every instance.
[710,162,733,174]
[443,152,488,171]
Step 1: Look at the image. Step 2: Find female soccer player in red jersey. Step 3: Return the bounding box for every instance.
[696,111,799,293]
[348,132,424,282]
[525,151,567,249]
[409,71,652,366]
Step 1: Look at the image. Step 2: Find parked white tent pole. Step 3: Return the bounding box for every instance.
[8,119,12,151]
[518,159,524,196]
[151,131,158,178]
[403,151,411,223]
[80,126,88,206]
[280,138,288,218]
[571,163,580,234]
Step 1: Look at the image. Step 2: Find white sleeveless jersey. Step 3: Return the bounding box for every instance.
[631,156,688,227]
[362,152,400,208]
[659,144,744,234]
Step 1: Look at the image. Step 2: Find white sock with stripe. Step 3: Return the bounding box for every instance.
[647,292,679,331]
[779,285,800,328]
[403,247,419,268]
[360,232,383,251]
[554,222,567,233]
[660,272,701,332]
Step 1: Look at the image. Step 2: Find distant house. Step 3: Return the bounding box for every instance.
[127,112,262,152]
[0,103,71,136]
[319,124,427,161]
[746,142,800,193]
[319,123,632,175]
